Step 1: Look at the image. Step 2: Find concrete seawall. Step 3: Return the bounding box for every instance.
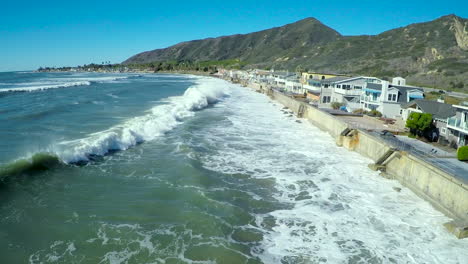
[268,89,468,238]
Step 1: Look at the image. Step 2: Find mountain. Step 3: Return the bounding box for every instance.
[124,18,341,63]
[123,15,468,91]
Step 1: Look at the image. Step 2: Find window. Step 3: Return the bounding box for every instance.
[337,85,341,88]
[441,127,447,135]
[354,86,362,89]
[387,93,397,101]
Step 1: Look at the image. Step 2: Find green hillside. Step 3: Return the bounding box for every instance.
[124,15,468,91]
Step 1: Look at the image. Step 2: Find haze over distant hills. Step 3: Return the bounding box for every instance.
[124,15,468,91]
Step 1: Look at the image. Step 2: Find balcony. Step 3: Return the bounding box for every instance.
[334,88,362,96]
[360,95,380,103]
[447,117,468,133]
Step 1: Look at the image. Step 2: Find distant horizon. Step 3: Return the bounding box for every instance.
[2,0,467,71]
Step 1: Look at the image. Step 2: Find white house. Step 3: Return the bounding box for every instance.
[360,78,424,118]
[447,104,468,147]
[285,78,304,94]
[317,76,382,110]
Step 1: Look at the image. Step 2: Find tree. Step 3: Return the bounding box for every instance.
[406,112,433,138]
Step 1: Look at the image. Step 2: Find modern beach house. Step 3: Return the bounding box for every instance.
[317,76,382,109]
[360,78,424,118]
[447,104,468,147]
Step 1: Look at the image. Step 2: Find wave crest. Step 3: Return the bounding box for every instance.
[56,77,228,163]
[0,153,60,179]
[0,81,91,92]
[0,75,138,93]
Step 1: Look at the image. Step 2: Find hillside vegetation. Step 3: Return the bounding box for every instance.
[124,15,468,92]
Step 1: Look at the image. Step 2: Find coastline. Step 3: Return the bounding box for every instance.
[23,69,468,238]
[218,76,468,239]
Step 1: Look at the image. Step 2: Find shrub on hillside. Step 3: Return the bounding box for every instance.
[457,146,468,161]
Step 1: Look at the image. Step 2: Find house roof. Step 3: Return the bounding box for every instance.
[402,99,456,119]
[365,83,424,104]
[366,83,382,90]
[320,76,353,83]
[272,71,295,77]
[394,86,423,104]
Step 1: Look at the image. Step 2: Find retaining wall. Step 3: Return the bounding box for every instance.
[270,89,468,223]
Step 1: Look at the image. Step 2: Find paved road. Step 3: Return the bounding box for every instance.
[372,132,468,184]
[421,86,468,99]
[396,136,455,157]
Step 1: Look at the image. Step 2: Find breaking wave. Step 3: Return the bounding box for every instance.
[0,81,92,92]
[0,75,137,93]
[0,153,61,179]
[0,77,229,176]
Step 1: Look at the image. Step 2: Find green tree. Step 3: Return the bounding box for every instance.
[406,112,433,137]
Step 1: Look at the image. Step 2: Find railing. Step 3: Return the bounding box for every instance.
[360,95,380,103]
[447,117,468,132]
[334,88,362,95]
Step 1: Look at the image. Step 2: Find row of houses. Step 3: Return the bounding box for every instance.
[246,69,425,117]
[227,69,467,148]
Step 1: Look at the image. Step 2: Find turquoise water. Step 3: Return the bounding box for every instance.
[0,72,467,263]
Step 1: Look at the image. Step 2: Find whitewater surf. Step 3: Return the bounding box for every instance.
[0,72,467,263]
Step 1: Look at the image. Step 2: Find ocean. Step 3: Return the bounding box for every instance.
[0,72,467,263]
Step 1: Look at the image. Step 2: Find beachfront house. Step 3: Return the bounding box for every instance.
[285,77,304,94]
[272,71,295,89]
[447,104,468,147]
[330,76,382,111]
[315,76,351,106]
[249,69,275,85]
[316,76,381,109]
[300,72,345,84]
[360,78,424,118]
[402,99,456,143]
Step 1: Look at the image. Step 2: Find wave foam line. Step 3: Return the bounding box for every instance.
[56,77,228,163]
[0,75,138,93]
[0,81,91,93]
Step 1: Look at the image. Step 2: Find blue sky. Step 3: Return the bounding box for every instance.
[1,0,467,71]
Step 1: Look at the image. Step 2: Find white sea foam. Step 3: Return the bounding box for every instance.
[54,76,131,83]
[194,86,468,263]
[55,77,229,163]
[0,75,134,93]
[0,81,91,92]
